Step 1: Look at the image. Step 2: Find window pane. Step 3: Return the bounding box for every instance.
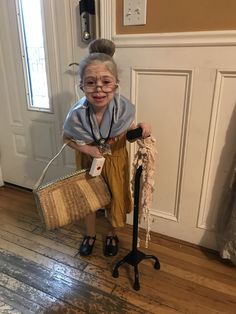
[18,0,50,110]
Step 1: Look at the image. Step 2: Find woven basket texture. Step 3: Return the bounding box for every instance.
[34,170,111,230]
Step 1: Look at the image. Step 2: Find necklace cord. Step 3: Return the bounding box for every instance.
[87,106,114,146]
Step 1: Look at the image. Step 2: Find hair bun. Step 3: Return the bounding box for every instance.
[89,39,115,57]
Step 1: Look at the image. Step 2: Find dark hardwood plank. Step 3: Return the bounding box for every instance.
[0,249,147,314]
[0,284,44,314]
[0,297,22,314]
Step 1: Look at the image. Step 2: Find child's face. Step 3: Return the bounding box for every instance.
[82,63,117,111]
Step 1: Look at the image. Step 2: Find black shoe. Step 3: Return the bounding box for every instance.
[104,235,119,256]
[79,235,96,256]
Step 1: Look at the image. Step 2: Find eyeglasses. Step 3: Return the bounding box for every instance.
[80,79,117,92]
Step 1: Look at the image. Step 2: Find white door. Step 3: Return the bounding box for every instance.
[0,0,95,188]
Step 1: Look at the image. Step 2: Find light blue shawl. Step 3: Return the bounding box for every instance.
[63,94,135,145]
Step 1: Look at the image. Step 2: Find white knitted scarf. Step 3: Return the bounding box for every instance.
[131,136,157,248]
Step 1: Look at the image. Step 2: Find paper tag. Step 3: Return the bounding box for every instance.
[89,157,105,177]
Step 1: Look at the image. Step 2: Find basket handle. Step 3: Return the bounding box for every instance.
[33,142,69,191]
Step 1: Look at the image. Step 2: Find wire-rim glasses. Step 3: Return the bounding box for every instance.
[80,78,117,93]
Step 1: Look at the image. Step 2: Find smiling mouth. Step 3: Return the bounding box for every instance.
[93,95,106,101]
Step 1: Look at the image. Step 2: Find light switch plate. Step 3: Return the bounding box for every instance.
[123,0,147,26]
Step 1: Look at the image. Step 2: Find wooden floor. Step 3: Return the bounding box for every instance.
[0,185,236,314]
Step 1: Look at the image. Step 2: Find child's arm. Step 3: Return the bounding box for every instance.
[63,135,102,158]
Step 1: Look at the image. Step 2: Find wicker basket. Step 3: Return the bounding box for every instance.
[33,144,111,230]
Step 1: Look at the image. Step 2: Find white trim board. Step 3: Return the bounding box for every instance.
[0,165,3,186]
[112,31,236,48]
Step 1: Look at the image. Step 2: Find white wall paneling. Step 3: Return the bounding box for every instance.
[131,68,193,222]
[104,2,236,248]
